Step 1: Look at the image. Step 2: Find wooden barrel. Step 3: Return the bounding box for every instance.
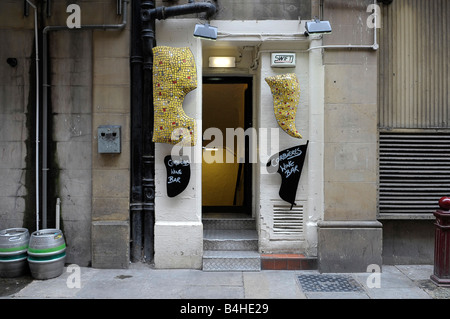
[0,228,30,278]
[27,229,66,280]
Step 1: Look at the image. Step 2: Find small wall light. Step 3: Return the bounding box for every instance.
[193,23,218,40]
[304,18,332,36]
[209,56,236,68]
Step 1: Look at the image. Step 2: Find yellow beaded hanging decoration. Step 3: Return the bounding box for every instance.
[152,46,197,146]
[265,73,302,139]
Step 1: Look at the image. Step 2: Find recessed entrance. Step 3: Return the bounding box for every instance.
[202,77,253,215]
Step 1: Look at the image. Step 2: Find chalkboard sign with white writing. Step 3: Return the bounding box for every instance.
[164,155,191,197]
[266,141,309,209]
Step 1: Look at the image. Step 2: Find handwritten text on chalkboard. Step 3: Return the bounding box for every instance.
[266,142,308,209]
[164,155,191,197]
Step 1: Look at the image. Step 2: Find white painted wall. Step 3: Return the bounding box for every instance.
[154,19,204,268]
[153,19,324,268]
[256,39,323,256]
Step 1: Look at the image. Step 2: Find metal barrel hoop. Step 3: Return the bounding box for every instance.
[27,229,66,280]
[0,228,30,278]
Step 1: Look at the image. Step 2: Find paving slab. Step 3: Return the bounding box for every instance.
[396,264,434,281]
[243,270,306,299]
[366,286,432,299]
[2,264,447,300]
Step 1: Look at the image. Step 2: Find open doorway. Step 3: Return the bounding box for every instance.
[202,77,253,215]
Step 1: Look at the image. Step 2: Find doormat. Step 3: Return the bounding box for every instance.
[297,274,363,292]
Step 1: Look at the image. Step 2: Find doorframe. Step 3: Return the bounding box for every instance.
[202,76,253,215]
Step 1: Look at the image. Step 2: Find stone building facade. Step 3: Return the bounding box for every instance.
[0,0,447,271]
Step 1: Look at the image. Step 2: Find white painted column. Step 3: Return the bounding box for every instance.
[153,20,204,269]
[305,37,324,257]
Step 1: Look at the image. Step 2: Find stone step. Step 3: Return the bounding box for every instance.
[202,217,260,272]
[202,218,256,230]
[202,250,261,272]
[203,229,258,251]
[260,254,318,270]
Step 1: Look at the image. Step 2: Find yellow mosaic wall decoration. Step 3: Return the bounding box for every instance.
[265,73,302,139]
[152,46,197,146]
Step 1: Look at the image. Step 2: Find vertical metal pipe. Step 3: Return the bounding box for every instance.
[134,0,217,263]
[56,198,60,229]
[24,0,29,17]
[46,0,51,17]
[41,27,49,229]
[117,0,123,15]
[140,0,156,262]
[26,0,39,231]
[130,0,145,262]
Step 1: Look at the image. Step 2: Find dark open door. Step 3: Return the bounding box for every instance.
[202,77,252,215]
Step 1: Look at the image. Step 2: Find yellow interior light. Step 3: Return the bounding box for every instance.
[209,57,236,68]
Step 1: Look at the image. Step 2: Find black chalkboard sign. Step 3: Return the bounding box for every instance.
[164,155,191,197]
[266,141,309,209]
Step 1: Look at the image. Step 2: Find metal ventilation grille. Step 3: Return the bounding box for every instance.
[378,0,450,129]
[272,201,304,239]
[379,132,450,216]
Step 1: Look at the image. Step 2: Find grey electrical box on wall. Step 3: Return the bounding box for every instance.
[98,125,121,153]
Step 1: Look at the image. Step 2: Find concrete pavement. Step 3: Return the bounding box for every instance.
[1,263,449,300]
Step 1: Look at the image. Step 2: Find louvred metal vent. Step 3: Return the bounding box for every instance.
[272,201,304,239]
[379,132,450,216]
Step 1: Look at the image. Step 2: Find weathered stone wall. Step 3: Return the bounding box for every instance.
[45,1,131,268]
[318,0,382,272]
[90,21,132,269]
[0,1,130,268]
[0,2,34,230]
[382,220,434,265]
[50,31,93,266]
[156,0,311,20]
[7,0,434,270]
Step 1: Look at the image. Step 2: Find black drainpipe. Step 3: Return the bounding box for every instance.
[130,0,145,262]
[130,1,217,263]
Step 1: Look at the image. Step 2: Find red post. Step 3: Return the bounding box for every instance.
[430,196,450,287]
